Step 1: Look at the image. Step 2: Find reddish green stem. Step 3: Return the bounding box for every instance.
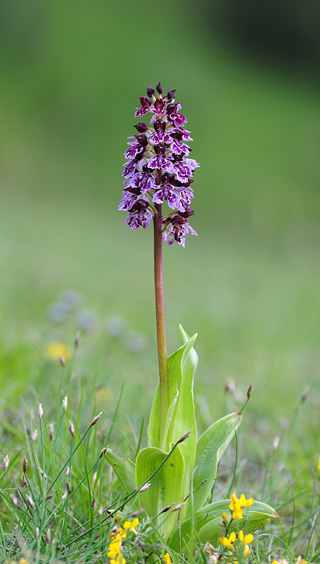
[153,203,169,444]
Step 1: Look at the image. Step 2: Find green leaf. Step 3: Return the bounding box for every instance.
[169,499,278,552]
[147,325,198,520]
[135,445,185,539]
[104,448,136,494]
[192,412,242,513]
[148,326,198,450]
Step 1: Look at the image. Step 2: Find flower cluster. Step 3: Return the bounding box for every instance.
[229,492,253,520]
[219,529,254,558]
[204,493,255,563]
[272,559,308,564]
[120,82,199,247]
[107,518,139,564]
[5,560,30,564]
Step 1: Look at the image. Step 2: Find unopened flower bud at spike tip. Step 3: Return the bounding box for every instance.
[23,457,28,473]
[146,86,155,98]
[38,402,44,419]
[134,121,148,133]
[166,89,176,100]
[59,356,65,367]
[247,384,252,400]
[156,82,163,94]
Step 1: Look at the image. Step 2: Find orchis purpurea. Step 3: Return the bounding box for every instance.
[109,83,278,557]
[119,82,199,248]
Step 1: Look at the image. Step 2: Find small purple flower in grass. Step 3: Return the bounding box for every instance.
[120,83,199,246]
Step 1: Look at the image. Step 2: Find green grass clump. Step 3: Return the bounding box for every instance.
[1,338,319,563]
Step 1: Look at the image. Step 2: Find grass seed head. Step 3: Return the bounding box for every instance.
[90,411,103,427]
[68,420,75,437]
[2,454,9,471]
[38,402,44,419]
[62,396,68,412]
[25,494,35,509]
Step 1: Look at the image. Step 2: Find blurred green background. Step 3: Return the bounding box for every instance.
[0,0,319,447]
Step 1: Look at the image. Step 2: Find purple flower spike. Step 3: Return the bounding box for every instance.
[120,84,199,246]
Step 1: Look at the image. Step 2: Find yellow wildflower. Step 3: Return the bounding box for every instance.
[229,493,253,520]
[110,528,126,540]
[108,539,122,558]
[317,457,320,471]
[5,561,31,564]
[219,531,236,548]
[243,545,251,557]
[110,556,126,564]
[47,342,72,361]
[222,511,228,526]
[238,530,254,545]
[123,517,139,534]
[239,493,254,508]
[163,553,172,564]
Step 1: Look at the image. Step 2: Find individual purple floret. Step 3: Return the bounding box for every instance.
[120,83,199,246]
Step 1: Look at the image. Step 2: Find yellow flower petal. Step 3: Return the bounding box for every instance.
[163,553,172,564]
[47,342,72,361]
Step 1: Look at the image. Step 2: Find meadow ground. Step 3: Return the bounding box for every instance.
[0,194,319,563]
[1,3,320,559]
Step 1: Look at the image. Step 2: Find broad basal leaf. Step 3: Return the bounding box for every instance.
[191,412,242,513]
[147,329,195,450]
[135,445,185,539]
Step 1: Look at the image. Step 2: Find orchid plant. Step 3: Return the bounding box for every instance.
[105,83,277,554]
